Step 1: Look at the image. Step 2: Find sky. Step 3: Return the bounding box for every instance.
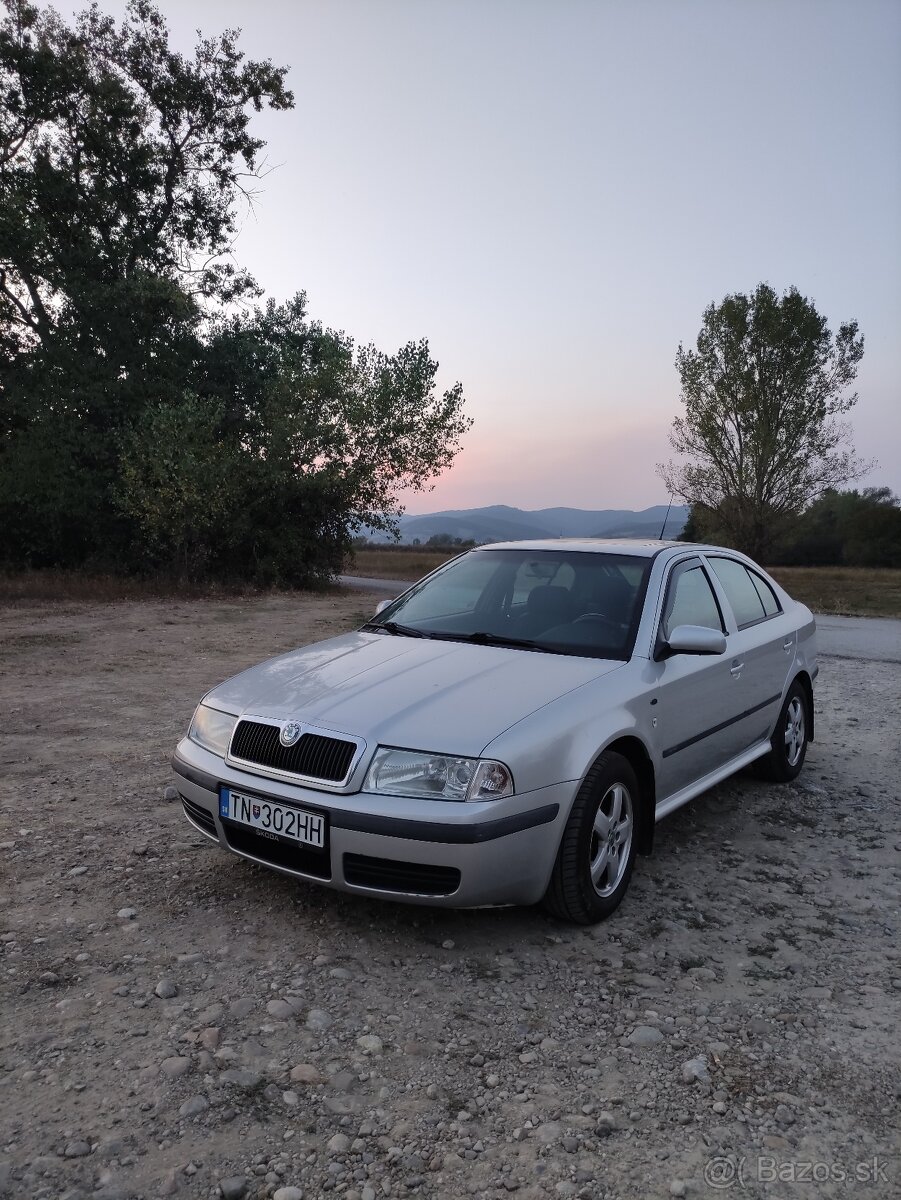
[95,0,900,514]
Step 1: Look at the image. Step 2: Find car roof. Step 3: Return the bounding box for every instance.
[473,538,719,558]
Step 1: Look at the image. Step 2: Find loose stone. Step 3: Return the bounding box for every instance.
[305,1008,332,1031]
[179,1095,209,1118]
[160,1056,191,1078]
[356,1034,383,1055]
[681,1056,710,1084]
[627,1025,663,1047]
[219,1178,248,1200]
[289,1063,322,1084]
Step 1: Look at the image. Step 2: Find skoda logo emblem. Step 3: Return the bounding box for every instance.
[280,720,303,747]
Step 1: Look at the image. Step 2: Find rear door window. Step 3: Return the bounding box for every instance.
[749,570,781,617]
[708,557,778,628]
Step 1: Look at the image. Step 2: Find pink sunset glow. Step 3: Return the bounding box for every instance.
[399,422,677,515]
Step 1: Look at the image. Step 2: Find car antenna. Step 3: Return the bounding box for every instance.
[658,496,674,540]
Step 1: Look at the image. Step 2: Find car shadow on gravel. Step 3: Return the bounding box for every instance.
[181,769,787,946]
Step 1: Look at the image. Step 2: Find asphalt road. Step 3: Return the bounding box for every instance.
[813,613,901,663]
[337,574,412,595]
[338,575,901,663]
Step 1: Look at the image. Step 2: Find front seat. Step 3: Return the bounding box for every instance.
[524,585,577,633]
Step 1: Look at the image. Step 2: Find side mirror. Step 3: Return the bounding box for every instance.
[374,598,392,616]
[664,624,727,656]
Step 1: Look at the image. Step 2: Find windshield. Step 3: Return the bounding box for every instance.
[364,549,652,660]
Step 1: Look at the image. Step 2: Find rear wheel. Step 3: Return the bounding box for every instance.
[543,752,640,924]
[757,680,809,782]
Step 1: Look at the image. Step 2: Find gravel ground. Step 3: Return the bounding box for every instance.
[1,591,899,1200]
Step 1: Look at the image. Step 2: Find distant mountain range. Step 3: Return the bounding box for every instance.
[365,504,689,545]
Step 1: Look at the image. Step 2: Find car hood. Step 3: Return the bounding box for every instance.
[205,631,623,757]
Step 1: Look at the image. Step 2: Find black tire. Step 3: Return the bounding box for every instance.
[757,679,809,782]
[543,752,640,924]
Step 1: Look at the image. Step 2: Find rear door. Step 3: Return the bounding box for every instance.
[703,554,793,745]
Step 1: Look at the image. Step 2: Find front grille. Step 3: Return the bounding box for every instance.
[343,853,461,897]
[181,796,217,838]
[223,821,331,880]
[230,721,356,783]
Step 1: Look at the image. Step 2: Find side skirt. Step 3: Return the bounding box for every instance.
[654,739,772,822]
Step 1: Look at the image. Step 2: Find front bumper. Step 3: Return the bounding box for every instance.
[171,739,573,908]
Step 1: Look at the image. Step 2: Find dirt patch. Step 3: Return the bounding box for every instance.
[1,593,899,1199]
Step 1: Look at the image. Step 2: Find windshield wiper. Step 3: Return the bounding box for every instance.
[445,631,568,654]
[363,620,432,639]
[364,624,567,653]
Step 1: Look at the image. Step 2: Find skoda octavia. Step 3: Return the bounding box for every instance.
[172,540,817,923]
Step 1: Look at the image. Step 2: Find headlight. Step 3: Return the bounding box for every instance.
[363,747,514,802]
[188,704,238,758]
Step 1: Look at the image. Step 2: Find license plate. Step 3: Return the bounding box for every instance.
[219,787,326,849]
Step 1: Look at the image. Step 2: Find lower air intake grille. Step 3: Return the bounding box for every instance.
[181,796,217,838]
[230,721,356,782]
[343,853,461,897]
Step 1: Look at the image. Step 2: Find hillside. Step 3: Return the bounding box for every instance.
[368,503,689,544]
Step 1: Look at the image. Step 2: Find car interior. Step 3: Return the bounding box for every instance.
[376,551,649,659]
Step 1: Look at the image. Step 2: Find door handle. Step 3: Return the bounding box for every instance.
[730,661,743,677]
[783,639,794,652]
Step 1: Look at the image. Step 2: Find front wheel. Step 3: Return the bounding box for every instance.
[757,680,809,782]
[542,752,640,924]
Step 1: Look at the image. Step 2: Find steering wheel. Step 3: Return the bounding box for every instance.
[571,612,621,635]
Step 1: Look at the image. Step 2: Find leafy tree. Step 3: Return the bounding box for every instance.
[658,283,869,561]
[115,393,238,578]
[770,488,852,565]
[677,505,703,543]
[0,0,292,564]
[1,0,291,345]
[842,488,901,567]
[117,297,471,583]
[0,1,471,583]
[772,487,901,568]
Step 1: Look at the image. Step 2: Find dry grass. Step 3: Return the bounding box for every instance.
[347,547,457,580]
[767,566,901,619]
[0,569,316,605]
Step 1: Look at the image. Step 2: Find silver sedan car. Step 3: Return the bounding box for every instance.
[172,540,817,923]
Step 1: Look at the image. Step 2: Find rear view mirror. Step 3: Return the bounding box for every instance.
[665,624,727,656]
[374,598,392,616]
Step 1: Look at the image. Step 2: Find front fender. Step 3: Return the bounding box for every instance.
[481,663,656,799]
